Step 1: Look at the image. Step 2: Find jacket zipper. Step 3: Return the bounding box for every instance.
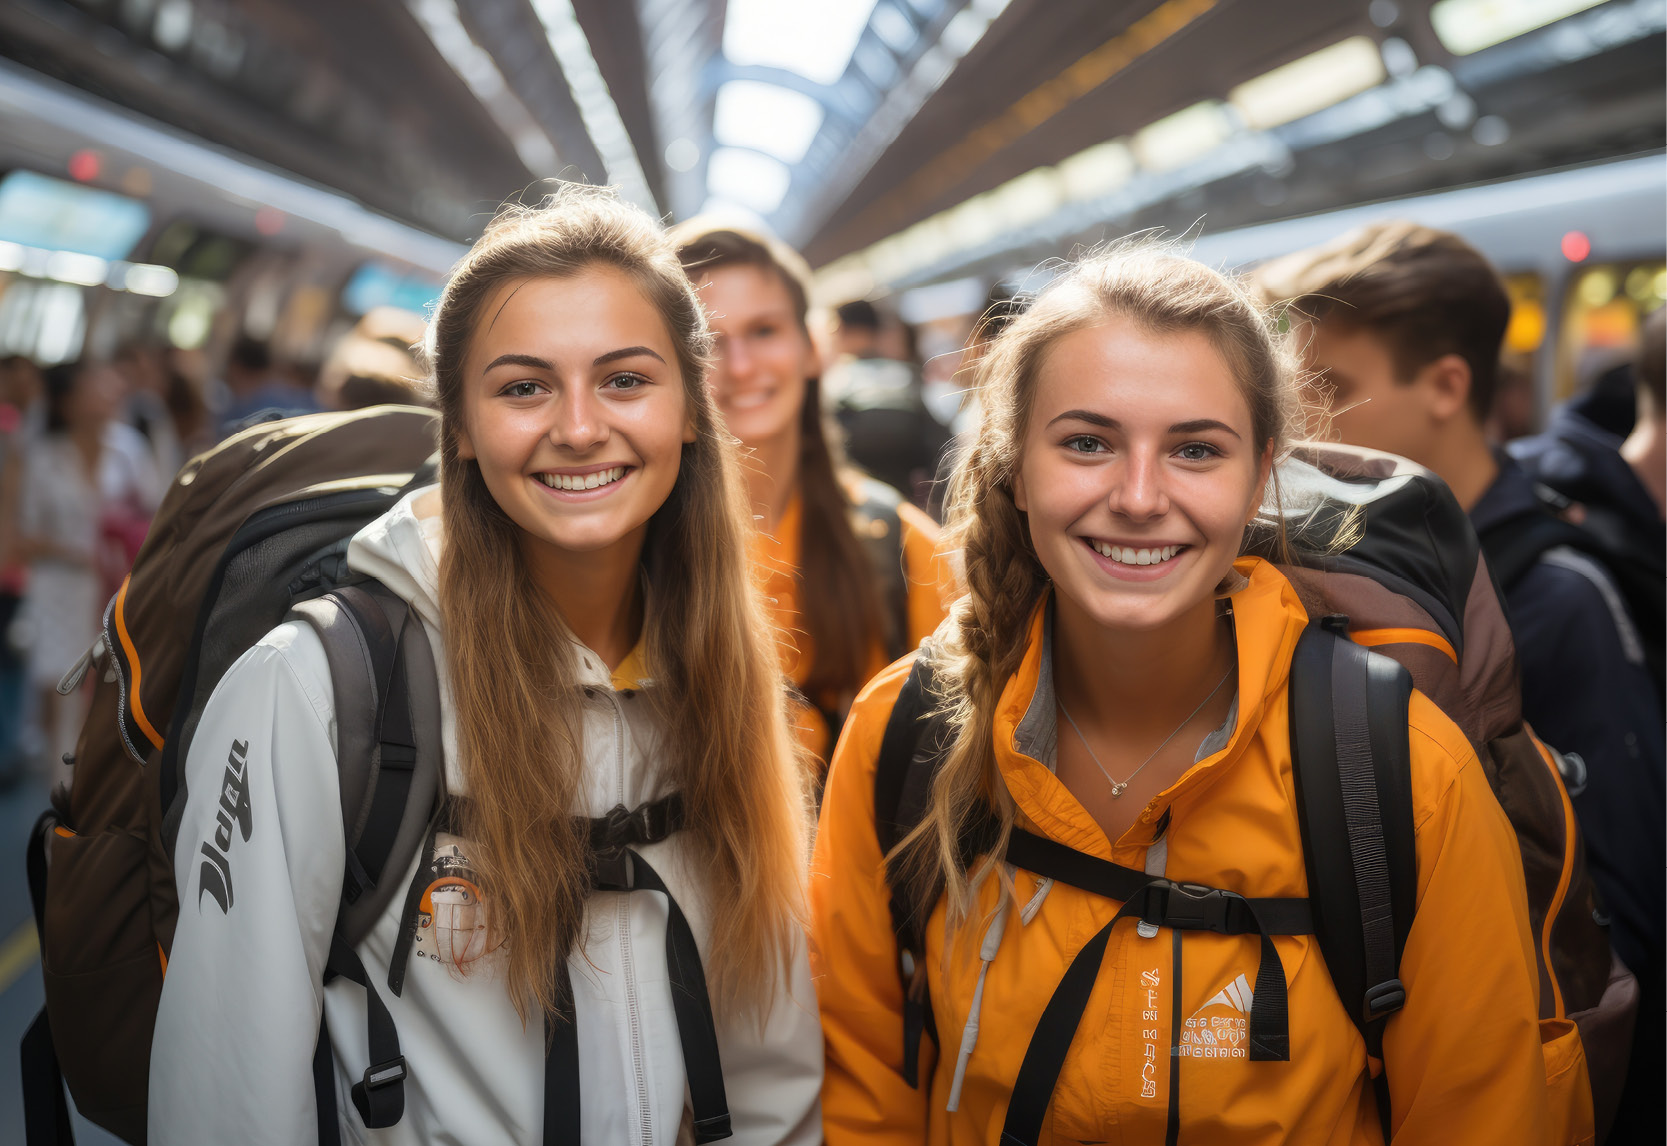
[604,689,654,1146]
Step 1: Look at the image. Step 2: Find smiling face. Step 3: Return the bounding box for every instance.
[454,266,695,565]
[1013,319,1271,635]
[695,263,817,450]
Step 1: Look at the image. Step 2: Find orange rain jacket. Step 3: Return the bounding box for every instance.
[752,483,957,763]
[811,558,1558,1145]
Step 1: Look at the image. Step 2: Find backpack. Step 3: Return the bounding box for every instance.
[873,443,1637,1146]
[1475,482,1665,698]
[20,407,443,1144]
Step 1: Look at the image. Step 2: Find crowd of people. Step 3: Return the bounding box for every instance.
[0,309,434,786]
[10,183,1662,1144]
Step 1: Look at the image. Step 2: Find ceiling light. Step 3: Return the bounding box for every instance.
[1229,37,1386,130]
[664,137,701,173]
[871,3,917,53]
[991,169,1063,228]
[942,194,1002,250]
[1429,0,1605,55]
[125,263,180,297]
[1131,102,1232,172]
[713,81,826,165]
[706,148,791,215]
[894,218,952,272]
[723,0,880,85]
[1058,140,1135,201]
[45,251,109,287]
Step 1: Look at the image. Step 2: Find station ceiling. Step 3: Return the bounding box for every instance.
[1,0,1661,278]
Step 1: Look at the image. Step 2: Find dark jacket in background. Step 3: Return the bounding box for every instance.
[1470,455,1663,987]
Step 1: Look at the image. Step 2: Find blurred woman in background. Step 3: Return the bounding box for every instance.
[18,359,160,782]
[673,222,957,772]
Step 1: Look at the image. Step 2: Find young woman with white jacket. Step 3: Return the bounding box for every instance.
[149,187,823,1144]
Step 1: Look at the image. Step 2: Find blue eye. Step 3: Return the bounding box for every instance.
[1176,442,1220,461]
[1064,435,1106,454]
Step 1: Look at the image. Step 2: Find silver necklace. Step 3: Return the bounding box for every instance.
[1058,664,1235,798]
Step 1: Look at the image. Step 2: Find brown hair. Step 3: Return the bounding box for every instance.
[671,222,890,705]
[896,242,1302,941]
[425,185,808,1021]
[1255,220,1510,421]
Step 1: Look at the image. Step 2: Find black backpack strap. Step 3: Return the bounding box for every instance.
[1476,504,1596,593]
[584,795,732,1143]
[872,656,947,1087]
[848,480,910,662]
[997,828,1313,1146]
[288,580,444,1135]
[544,966,582,1144]
[21,812,74,1146]
[321,931,407,1128]
[1290,617,1417,1140]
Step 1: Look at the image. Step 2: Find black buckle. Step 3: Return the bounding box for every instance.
[1364,978,1406,1020]
[363,1056,408,1090]
[1144,880,1243,934]
[589,845,635,891]
[692,1113,733,1143]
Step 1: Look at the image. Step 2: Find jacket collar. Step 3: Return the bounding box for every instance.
[992,557,1307,860]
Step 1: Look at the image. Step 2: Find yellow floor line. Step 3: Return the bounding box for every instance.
[0,919,41,995]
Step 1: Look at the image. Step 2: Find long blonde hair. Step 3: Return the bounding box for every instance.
[426,185,809,1020]
[895,243,1302,941]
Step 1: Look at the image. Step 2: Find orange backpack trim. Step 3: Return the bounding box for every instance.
[1534,737,1581,1020]
[1349,626,1458,665]
[114,575,164,752]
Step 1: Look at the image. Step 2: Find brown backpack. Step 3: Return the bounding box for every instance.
[21,406,442,1144]
[874,442,1637,1145]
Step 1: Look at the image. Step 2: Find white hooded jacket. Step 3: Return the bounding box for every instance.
[149,488,824,1144]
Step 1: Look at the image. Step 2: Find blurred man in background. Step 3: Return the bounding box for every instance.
[1259,223,1664,1140]
[821,299,948,510]
[1511,307,1665,694]
[217,336,317,437]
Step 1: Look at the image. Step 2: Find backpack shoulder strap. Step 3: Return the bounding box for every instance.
[848,478,910,662]
[1289,617,1417,1137]
[872,653,952,1087]
[289,581,443,945]
[1476,503,1596,592]
[289,580,443,1134]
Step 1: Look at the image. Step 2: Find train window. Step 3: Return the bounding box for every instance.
[1555,259,1667,403]
[0,169,150,261]
[342,262,443,317]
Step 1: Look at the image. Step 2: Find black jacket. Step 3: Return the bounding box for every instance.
[1471,453,1664,985]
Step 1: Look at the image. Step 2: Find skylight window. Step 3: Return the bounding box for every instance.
[1230,37,1386,130]
[706,148,792,215]
[1429,0,1605,55]
[713,82,826,165]
[723,0,881,85]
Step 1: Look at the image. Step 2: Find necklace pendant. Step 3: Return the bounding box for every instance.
[1109,781,1127,798]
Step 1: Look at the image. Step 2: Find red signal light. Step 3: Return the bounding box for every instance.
[67,149,101,182]
[254,207,286,237]
[1561,231,1591,262]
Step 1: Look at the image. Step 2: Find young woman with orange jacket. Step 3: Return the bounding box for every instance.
[672,224,956,769]
[809,246,1555,1144]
